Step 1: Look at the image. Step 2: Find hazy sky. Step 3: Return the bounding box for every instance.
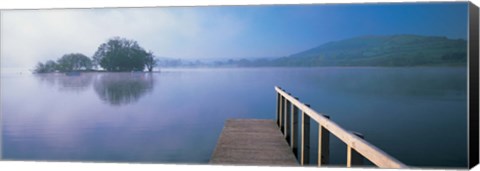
[1,2,468,68]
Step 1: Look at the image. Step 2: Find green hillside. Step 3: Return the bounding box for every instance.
[272,35,467,66]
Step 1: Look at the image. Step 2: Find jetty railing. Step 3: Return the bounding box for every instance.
[275,86,407,169]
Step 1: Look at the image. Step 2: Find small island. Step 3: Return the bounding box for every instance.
[34,37,157,73]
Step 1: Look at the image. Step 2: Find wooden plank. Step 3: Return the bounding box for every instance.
[210,119,298,166]
[275,86,407,169]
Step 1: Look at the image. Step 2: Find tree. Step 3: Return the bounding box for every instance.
[34,60,57,73]
[56,53,92,72]
[34,62,46,73]
[144,51,157,72]
[93,37,150,72]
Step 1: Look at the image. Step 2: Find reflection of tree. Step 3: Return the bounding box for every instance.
[58,74,94,92]
[35,73,94,92]
[35,73,58,86]
[93,73,155,106]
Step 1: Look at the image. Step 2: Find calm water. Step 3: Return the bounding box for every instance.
[1,67,467,168]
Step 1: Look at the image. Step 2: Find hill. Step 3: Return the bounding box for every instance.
[270,34,467,67]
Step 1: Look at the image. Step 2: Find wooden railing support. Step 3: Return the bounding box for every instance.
[347,132,365,167]
[291,98,299,157]
[274,86,407,169]
[276,92,280,126]
[318,115,330,166]
[279,95,284,133]
[285,99,291,141]
[301,104,311,165]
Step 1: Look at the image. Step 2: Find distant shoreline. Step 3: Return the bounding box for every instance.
[1,65,468,75]
[155,65,467,69]
[32,70,162,74]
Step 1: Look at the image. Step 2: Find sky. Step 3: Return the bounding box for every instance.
[0,2,469,69]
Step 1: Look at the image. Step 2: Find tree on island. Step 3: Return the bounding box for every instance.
[34,53,93,73]
[34,37,158,73]
[34,60,57,73]
[93,37,156,72]
[144,51,157,72]
[56,53,93,72]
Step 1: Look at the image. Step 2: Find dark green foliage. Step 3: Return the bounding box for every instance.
[34,37,157,73]
[34,53,92,73]
[195,35,466,68]
[274,35,467,67]
[56,53,92,72]
[93,37,152,72]
[144,51,157,72]
[34,60,57,73]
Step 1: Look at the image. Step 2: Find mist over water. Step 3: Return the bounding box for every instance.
[1,67,467,167]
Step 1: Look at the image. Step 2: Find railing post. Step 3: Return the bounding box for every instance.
[283,97,287,135]
[347,132,365,167]
[275,87,406,168]
[301,104,311,165]
[318,115,330,166]
[285,98,291,141]
[291,97,299,157]
[276,92,280,126]
[283,97,287,137]
[279,95,284,132]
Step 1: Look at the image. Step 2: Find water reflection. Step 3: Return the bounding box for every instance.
[35,73,94,92]
[35,72,156,105]
[93,73,155,106]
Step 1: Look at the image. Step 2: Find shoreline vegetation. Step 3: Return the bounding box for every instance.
[34,34,467,74]
[34,37,157,74]
[153,34,466,68]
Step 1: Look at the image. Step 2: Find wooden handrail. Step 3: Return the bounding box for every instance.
[275,86,408,169]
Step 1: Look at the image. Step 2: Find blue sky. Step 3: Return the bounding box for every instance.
[206,2,468,56]
[1,2,469,68]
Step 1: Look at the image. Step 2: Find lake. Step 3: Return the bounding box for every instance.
[1,67,467,168]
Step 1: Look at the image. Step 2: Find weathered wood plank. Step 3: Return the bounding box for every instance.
[210,119,298,166]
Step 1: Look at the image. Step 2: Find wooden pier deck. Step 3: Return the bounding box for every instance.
[209,87,408,168]
[209,119,298,166]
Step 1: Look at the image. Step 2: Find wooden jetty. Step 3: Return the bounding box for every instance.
[209,119,298,166]
[210,86,408,169]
